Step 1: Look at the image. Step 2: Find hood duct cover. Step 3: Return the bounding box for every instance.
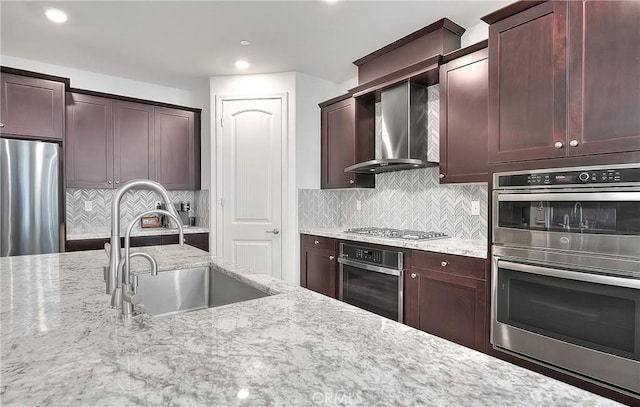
[345,81,439,174]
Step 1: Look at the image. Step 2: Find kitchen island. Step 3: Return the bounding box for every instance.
[1,246,619,406]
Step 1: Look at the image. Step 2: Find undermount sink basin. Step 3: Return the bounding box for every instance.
[135,267,270,316]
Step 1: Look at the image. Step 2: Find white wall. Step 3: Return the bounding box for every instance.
[460,22,489,48]
[295,73,340,190]
[1,54,198,107]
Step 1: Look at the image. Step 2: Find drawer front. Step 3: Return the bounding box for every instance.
[301,234,336,251]
[411,250,486,280]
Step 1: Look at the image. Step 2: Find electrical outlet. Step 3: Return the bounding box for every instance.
[84,201,93,212]
[356,200,362,211]
[471,201,480,216]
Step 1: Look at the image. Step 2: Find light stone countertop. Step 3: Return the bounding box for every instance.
[0,246,619,406]
[67,226,210,240]
[300,227,488,259]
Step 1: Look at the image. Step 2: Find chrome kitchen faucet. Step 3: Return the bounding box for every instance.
[106,179,182,297]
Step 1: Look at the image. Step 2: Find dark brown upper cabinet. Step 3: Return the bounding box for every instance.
[113,101,155,185]
[567,0,640,157]
[154,107,199,190]
[486,1,568,164]
[439,43,489,183]
[320,95,374,189]
[0,72,65,141]
[66,93,114,188]
[485,1,640,165]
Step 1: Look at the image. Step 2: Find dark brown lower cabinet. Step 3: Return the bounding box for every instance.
[66,232,209,252]
[405,250,487,352]
[300,234,338,298]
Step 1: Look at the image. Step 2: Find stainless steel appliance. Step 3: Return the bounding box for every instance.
[344,227,448,241]
[345,81,439,174]
[338,242,404,322]
[491,164,640,396]
[1,138,60,257]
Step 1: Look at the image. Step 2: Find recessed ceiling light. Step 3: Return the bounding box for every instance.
[234,60,250,70]
[240,40,251,46]
[45,8,68,24]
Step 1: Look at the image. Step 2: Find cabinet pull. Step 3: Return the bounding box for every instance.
[314,240,320,245]
[569,139,579,147]
[0,122,4,128]
[440,261,449,267]
[115,181,120,184]
[349,179,355,185]
[410,273,417,279]
[329,255,335,260]
[108,180,113,184]
[439,173,445,179]
[554,141,564,149]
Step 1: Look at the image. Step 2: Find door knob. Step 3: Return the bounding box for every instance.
[554,141,564,149]
[569,139,579,147]
[410,273,417,279]
[266,228,280,235]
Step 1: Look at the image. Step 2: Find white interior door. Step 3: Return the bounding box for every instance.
[221,98,283,278]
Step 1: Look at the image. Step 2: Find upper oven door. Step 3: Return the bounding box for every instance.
[493,190,640,257]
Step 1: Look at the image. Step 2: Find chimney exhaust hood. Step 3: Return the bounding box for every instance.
[344,81,438,174]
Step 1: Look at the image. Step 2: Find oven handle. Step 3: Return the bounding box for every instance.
[497,191,640,202]
[497,260,640,290]
[337,257,401,277]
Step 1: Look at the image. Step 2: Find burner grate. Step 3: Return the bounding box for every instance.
[344,227,448,241]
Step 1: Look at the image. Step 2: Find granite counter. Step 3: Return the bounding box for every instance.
[0,246,618,406]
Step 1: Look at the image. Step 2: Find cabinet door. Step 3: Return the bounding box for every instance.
[113,101,154,185]
[567,1,640,156]
[439,48,488,183]
[406,267,486,351]
[301,245,337,298]
[0,73,65,140]
[321,98,356,189]
[154,107,196,190]
[488,1,568,163]
[66,93,114,188]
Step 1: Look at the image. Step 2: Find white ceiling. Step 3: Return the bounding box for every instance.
[0,1,508,90]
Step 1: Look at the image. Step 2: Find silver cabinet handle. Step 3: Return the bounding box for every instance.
[440,261,449,267]
[266,228,279,235]
[410,273,417,279]
[349,179,355,185]
[0,122,4,128]
[314,240,320,245]
[108,180,113,184]
[115,181,120,184]
[329,255,335,260]
[569,139,579,147]
[439,173,445,179]
[554,141,564,149]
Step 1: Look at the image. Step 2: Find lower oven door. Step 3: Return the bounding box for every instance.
[338,258,403,322]
[491,257,640,394]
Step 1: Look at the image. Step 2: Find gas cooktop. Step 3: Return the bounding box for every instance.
[344,227,449,241]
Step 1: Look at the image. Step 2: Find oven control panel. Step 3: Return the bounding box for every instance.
[340,243,402,269]
[496,166,640,188]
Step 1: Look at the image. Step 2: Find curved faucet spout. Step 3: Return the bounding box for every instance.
[107,179,180,295]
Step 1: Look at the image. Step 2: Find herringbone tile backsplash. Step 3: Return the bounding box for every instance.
[299,84,488,240]
[66,188,209,235]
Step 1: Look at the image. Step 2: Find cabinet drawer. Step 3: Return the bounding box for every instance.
[301,234,336,251]
[411,250,486,280]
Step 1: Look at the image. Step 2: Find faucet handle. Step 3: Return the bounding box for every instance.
[104,242,111,258]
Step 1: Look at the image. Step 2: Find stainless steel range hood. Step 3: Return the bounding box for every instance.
[345,81,438,174]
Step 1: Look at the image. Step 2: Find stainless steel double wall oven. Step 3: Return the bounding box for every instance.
[491,164,640,396]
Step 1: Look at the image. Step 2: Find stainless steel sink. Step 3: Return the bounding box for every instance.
[135,267,269,316]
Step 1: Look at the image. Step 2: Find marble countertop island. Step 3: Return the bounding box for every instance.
[67,226,210,241]
[1,246,618,406]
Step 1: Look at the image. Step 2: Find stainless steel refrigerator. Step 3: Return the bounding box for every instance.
[1,138,60,256]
